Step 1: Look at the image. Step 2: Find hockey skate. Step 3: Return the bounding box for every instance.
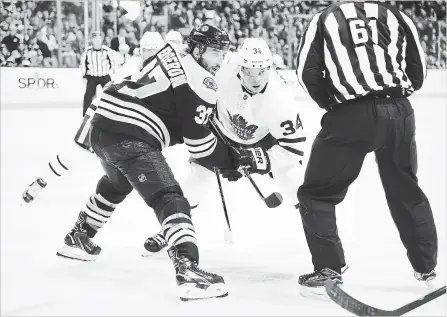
[414,270,437,288]
[141,231,168,257]
[299,268,343,299]
[22,177,47,203]
[168,247,228,301]
[56,212,101,261]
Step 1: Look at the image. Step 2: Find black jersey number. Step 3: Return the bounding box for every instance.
[349,18,378,45]
[281,120,295,136]
[281,114,303,136]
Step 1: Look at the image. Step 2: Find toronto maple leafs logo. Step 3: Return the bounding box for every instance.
[203,77,218,91]
[227,110,258,140]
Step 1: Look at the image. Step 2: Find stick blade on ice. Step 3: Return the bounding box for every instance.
[265,192,283,208]
[324,279,384,316]
[325,279,446,316]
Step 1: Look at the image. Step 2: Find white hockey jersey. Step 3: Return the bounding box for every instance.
[112,55,140,81]
[214,59,306,169]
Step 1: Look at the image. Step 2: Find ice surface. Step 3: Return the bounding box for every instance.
[1,97,445,316]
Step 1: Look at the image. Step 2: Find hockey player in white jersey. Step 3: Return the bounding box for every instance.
[21,32,166,204]
[143,38,306,255]
[113,31,165,80]
[166,30,185,51]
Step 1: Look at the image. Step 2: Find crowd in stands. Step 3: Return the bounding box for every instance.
[1,0,446,69]
[0,1,87,67]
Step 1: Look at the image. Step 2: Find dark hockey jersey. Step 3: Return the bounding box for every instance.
[89,44,234,168]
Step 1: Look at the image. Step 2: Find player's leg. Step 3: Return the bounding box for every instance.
[271,164,303,205]
[91,127,227,300]
[374,98,437,282]
[143,160,215,256]
[99,75,111,88]
[297,103,374,290]
[22,116,96,204]
[183,159,216,208]
[56,161,133,261]
[83,77,97,116]
[267,145,305,206]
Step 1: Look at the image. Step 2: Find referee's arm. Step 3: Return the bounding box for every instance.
[398,11,427,91]
[80,48,88,78]
[296,13,332,109]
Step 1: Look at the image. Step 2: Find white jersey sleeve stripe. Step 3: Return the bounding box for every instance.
[189,139,217,159]
[96,102,167,148]
[399,11,427,79]
[101,93,170,147]
[183,133,215,146]
[296,13,321,94]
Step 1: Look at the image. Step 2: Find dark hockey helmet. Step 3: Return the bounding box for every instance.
[186,24,230,56]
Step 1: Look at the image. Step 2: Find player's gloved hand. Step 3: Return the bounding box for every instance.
[219,168,243,182]
[237,147,271,175]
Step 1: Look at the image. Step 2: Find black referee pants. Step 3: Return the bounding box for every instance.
[297,96,437,274]
[83,75,111,116]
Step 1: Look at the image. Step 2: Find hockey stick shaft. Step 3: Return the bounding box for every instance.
[394,285,446,315]
[245,170,266,199]
[325,279,446,316]
[214,168,231,231]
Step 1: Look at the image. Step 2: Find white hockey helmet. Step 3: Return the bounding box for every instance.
[140,31,165,50]
[239,37,272,69]
[238,38,272,94]
[166,30,183,45]
[140,31,164,62]
[119,43,130,54]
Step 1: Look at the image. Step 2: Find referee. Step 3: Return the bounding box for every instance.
[80,31,115,116]
[295,1,437,289]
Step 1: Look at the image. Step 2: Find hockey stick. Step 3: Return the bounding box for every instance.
[208,116,283,208]
[325,279,446,316]
[214,168,233,245]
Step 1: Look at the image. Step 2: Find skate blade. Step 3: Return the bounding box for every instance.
[56,245,98,262]
[141,248,167,258]
[179,283,228,301]
[299,286,331,301]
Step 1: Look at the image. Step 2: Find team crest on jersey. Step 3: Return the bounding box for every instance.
[203,77,218,91]
[227,110,258,140]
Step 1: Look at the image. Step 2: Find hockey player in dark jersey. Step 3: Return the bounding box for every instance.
[55,24,267,301]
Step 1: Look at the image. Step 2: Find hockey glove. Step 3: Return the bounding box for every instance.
[220,168,243,182]
[237,147,271,175]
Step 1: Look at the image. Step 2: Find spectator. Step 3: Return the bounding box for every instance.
[36,30,52,66]
[2,24,20,53]
[110,26,130,53]
[1,0,445,69]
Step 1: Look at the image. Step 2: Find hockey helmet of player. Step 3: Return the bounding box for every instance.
[166,30,183,46]
[186,23,230,75]
[238,37,272,94]
[119,43,130,54]
[140,31,164,61]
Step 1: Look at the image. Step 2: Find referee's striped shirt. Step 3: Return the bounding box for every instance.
[296,1,426,109]
[80,45,115,77]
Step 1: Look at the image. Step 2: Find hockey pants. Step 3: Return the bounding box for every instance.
[297,96,437,274]
[89,126,199,262]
